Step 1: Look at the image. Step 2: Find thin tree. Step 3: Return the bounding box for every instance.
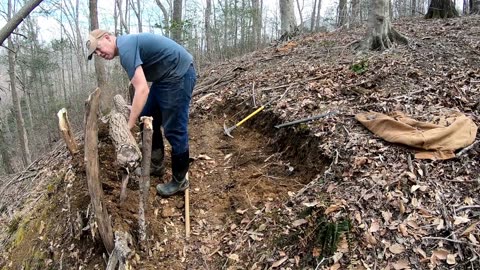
[425,0,459,18]
[337,0,347,27]
[355,0,408,50]
[0,0,44,45]
[205,0,212,54]
[472,0,480,13]
[7,0,32,167]
[0,120,15,174]
[154,0,170,36]
[171,0,183,42]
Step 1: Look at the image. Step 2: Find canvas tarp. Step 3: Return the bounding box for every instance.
[355,111,478,160]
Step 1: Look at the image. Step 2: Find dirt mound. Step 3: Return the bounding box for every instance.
[1,16,479,270]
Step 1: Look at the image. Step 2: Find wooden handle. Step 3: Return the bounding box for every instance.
[185,173,190,238]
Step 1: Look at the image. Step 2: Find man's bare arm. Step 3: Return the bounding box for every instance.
[128,66,150,130]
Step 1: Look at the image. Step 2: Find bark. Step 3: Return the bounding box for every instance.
[84,88,114,253]
[205,0,212,54]
[115,0,130,34]
[7,0,31,167]
[337,0,347,27]
[412,0,417,15]
[109,95,141,170]
[106,231,132,270]
[425,0,459,18]
[279,0,297,39]
[0,122,14,174]
[131,0,142,32]
[295,0,304,30]
[351,0,360,26]
[315,0,322,30]
[57,108,79,155]
[138,116,152,247]
[88,0,110,112]
[472,0,480,13]
[0,0,44,46]
[171,0,183,42]
[356,0,409,51]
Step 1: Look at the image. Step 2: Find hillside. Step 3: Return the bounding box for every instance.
[1,16,479,269]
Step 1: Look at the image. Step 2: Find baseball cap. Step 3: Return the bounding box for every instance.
[86,29,108,60]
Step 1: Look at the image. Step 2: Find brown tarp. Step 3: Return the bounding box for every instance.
[355,111,478,160]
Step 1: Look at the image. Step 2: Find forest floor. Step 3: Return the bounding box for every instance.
[1,15,480,270]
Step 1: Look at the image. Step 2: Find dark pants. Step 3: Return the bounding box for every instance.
[141,64,196,166]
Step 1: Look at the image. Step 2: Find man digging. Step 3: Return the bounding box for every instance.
[86,29,196,197]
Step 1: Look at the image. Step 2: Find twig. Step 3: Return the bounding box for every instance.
[455,205,480,213]
[251,82,256,107]
[456,140,479,157]
[422,237,480,248]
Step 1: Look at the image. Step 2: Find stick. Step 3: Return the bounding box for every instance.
[138,116,153,248]
[57,108,79,155]
[185,172,190,239]
[422,237,480,248]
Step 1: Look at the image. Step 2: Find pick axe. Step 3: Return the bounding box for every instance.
[223,105,265,138]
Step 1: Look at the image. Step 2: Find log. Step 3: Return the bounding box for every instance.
[113,94,130,121]
[138,116,153,248]
[106,231,133,270]
[57,108,79,155]
[109,112,141,170]
[84,88,114,253]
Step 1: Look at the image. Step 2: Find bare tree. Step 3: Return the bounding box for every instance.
[131,0,143,32]
[154,0,170,36]
[355,0,408,50]
[7,0,31,167]
[337,0,347,27]
[425,0,459,18]
[171,0,183,42]
[472,0,480,13]
[0,0,44,45]
[351,0,360,26]
[205,0,212,54]
[279,0,297,39]
[0,120,15,174]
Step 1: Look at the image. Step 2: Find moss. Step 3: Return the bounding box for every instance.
[14,225,25,247]
[7,216,21,235]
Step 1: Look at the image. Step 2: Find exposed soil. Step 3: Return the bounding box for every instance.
[1,15,480,270]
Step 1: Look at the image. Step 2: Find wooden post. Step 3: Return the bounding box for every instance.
[84,88,114,253]
[185,173,190,239]
[138,116,153,247]
[57,108,78,155]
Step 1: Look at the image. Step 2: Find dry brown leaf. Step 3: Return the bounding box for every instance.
[432,249,449,260]
[399,200,406,214]
[228,253,239,262]
[468,234,479,245]
[392,259,410,269]
[382,210,393,224]
[292,219,308,227]
[453,215,470,225]
[369,220,380,233]
[389,244,405,254]
[330,263,341,270]
[415,247,427,258]
[325,204,343,215]
[271,256,288,268]
[312,247,321,257]
[446,254,456,265]
[461,222,479,236]
[399,223,408,236]
[365,232,377,245]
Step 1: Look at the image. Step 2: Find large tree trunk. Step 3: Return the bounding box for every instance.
[425,0,459,18]
[171,0,183,42]
[472,0,480,13]
[0,121,15,174]
[204,0,212,54]
[337,0,347,27]
[356,0,408,51]
[7,0,31,167]
[0,0,44,45]
[351,0,360,26]
[279,0,297,39]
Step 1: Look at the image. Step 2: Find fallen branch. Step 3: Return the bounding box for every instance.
[106,231,133,270]
[85,88,114,253]
[455,205,480,213]
[422,236,480,248]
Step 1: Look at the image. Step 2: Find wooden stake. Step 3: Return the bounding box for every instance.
[84,88,114,253]
[185,172,190,239]
[57,108,78,155]
[138,116,153,248]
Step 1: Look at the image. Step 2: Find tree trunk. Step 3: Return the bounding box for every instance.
[351,0,360,26]
[205,0,212,54]
[472,0,480,13]
[0,121,15,174]
[315,0,322,31]
[84,88,114,254]
[295,0,304,30]
[115,0,130,34]
[279,0,297,38]
[89,0,110,112]
[356,0,409,51]
[7,0,31,167]
[154,0,170,36]
[0,0,44,45]
[171,0,183,42]
[131,0,142,32]
[337,0,347,27]
[412,0,417,15]
[425,0,459,18]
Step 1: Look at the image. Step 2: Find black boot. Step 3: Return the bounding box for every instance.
[156,150,189,197]
[151,149,165,177]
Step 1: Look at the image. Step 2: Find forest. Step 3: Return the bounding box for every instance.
[0,0,479,269]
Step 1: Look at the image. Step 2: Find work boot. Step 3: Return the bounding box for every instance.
[157,150,189,197]
[151,149,165,177]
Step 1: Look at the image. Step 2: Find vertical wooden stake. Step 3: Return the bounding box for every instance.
[185,172,190,239]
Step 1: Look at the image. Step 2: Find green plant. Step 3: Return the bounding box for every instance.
[350,60,368,74]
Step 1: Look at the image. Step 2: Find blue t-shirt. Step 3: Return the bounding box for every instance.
[116,33,193,82]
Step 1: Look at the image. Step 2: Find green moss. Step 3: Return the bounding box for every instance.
[14,225,25,246]
[350,60,368,74]
[7,216,21,235]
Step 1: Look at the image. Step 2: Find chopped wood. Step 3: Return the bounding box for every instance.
[108,112,141,170]
[84,88,114,253]
[113,94,130,121]
[57,108,79,155]
[106,231,133,270]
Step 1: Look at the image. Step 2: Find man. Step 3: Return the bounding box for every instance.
[86,29,196,197]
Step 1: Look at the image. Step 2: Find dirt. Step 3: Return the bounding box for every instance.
[1,15,479,270]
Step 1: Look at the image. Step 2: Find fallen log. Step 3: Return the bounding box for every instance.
[108,95,141,170]
[57,108,78,155]
[84,88,114,253]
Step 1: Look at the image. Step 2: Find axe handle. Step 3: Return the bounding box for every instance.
[235,105,265,127]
